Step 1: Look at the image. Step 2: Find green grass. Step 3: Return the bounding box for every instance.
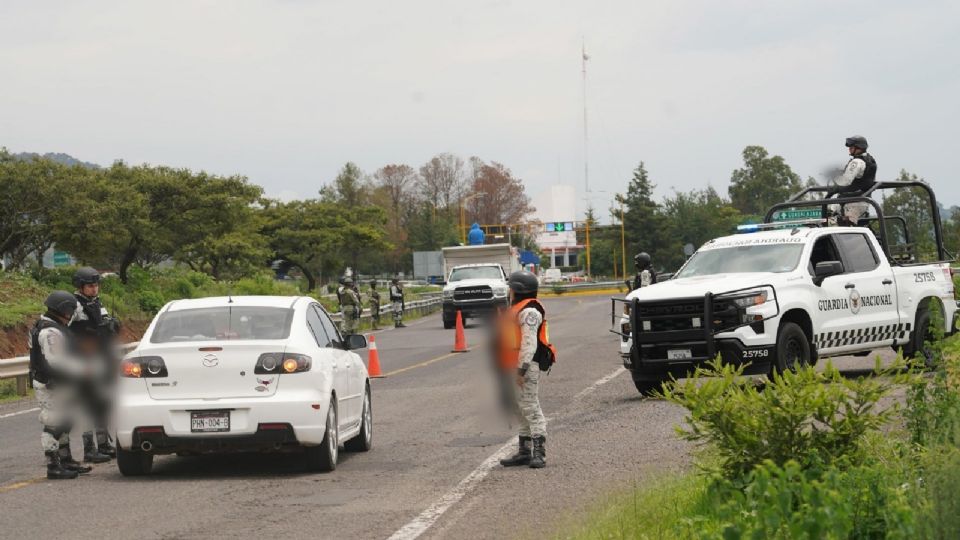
[0,379,32,403]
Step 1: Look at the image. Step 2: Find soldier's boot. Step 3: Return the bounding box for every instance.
[82,433,111,463]
[97,431,117,458]
[59,442,92,474]
[528,436,546,469]
[46,451,79,480]
[499,436,532,467]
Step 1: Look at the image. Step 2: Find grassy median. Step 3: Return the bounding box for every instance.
[565,314,960,539]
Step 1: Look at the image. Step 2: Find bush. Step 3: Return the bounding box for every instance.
[662,359,903,479]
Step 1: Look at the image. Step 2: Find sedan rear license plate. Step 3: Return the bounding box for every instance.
[191,411,230,433]
[667,349,693,360]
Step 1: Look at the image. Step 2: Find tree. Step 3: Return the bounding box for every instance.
[419,153,465,212]
[616,162,662,264]
[373,164,419,272]
[321,162,369,207]
[658,187,743,271]
[466,159,534,227]
[728,146,803,216]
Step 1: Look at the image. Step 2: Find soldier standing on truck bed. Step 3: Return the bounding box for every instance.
[827,135,878,226]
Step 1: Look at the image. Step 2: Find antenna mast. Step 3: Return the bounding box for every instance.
[582,39,590,193]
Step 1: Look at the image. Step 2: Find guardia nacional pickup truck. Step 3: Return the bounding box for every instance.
[612,181,958,395]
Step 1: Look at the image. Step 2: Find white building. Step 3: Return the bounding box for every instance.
[532,185,582,268]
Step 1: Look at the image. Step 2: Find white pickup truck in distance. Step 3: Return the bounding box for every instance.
[614,226,958,395]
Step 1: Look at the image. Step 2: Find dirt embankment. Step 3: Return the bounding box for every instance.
[0,318,151,358]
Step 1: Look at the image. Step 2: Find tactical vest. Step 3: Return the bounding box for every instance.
[846,153,877,194]
[29,318,71,385]
[497,298,557,372]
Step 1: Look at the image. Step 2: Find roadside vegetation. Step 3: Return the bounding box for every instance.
[567,313,960,539]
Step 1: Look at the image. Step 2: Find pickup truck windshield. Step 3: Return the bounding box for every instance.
[448,266,503,282]
[675,244,804,278]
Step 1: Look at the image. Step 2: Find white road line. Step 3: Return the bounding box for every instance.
[573,367,626,401]
[386,366,627,540]
[0,407,39,420]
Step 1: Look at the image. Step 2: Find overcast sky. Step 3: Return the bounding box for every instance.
[2,1,958,221]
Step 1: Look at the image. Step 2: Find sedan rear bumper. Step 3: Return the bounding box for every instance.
[114,389,330,451]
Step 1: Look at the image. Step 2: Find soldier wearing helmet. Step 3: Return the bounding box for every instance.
[389,277,406,328]
[69,267,117,463]
[497,271,556,469]
[829,135,878,226]
[30,291,91,479]
[368,280,382,330]
[338,275,362,335]
[630,252,657,291]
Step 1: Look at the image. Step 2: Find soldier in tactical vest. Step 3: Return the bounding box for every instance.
[389,278,406,328]
[828,135,878,226]
[69,267,117,463]
[339,276,361,334]
[630,252,657,291]
[369,280,382,330]
[30,291,92,479]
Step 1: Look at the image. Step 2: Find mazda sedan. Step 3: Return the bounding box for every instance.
[113,296,372,475]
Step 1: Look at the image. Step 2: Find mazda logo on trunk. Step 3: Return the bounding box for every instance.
[202,354,219,367]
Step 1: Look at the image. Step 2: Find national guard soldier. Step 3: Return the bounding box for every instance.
[827,135,878,226]
[31,291,91,479]
[339,276,361,335]
[630,252,657,291]
[369,280,382,330]
[70,267,116,463]
[497,271,556,469]
[389,277,406,328]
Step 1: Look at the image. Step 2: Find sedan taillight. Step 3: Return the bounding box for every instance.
[255,353,311,374]
[121,356,168,378]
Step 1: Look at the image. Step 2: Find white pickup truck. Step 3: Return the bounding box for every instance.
[613,182,958,395]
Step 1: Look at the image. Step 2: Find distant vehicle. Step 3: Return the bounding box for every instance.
[440,243,521,329]
[113,296,372,475]
[542,268,563,283]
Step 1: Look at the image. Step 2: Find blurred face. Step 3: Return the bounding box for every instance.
[80,283,99,298]
[847,145,862,156]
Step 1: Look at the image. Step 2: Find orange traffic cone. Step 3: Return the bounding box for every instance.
[451,311,470,353]
[367,334,384,378]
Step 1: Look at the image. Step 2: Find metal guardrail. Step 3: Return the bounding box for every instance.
[0,298,443,395]
[543,280,625,293]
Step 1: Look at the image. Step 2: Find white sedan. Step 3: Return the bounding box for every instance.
[113,295,373,475]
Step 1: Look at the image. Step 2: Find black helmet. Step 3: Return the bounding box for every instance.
[45,290,78,319]
[845,135,868,151]
[508,271,539,296]
[343,276,354,285]
[369,280,377,287]
[72,266,101,288]
[634,252,651,269]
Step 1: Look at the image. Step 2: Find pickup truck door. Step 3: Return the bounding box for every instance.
[833,232,900,349]
[809,232,897,355]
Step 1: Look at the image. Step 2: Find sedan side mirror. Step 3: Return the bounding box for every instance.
[813,261,844,286]
[343,334,368,350]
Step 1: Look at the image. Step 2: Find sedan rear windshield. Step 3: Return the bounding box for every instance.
[448,266,503,282]
[675,244,804,279]
[150,307,295,343]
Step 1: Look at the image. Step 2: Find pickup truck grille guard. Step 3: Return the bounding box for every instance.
[610,285,780,364]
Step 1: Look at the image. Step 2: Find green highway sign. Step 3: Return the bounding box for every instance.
[52,251,71,267]
[772,209,821,222]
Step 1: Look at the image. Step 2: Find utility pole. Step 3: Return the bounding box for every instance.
[620,201,627,278]
[585,215,591,277]
[582,39,590,194]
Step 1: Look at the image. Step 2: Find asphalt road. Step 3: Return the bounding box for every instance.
[0,294,897,540]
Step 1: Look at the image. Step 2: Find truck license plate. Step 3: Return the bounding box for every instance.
[190,411,230,433]
[667,349,693,360]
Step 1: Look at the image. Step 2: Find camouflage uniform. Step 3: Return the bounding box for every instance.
[513,308,546,438]
[369,282,382,330]
[390,280,405,328]
[339,284,362,334]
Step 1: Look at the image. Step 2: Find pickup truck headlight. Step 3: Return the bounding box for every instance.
[731,290,768,308]
[442,289,454,299]
[493,286,508,297]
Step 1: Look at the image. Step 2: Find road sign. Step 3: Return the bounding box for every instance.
[544,222,574,232]
[52,251,71,267]
[772,209,822,222]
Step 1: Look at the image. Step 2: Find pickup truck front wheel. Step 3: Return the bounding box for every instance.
[443,315,455,329]
[905,306,939,369]
[773,322,811,374]
[631,372,664,397]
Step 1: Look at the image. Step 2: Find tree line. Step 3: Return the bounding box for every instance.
[0,149,534,289]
